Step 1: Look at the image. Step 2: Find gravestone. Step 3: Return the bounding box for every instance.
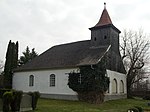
[20,94,32,111]
[0,94,32,112]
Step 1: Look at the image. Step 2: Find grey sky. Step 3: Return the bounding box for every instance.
[0,0,150,64]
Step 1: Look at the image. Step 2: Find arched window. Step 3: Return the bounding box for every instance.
[112,78,117,93]
[120,80,124,93]
[50,74,55,87]
[104,35,107,39]
[29,75,34,86]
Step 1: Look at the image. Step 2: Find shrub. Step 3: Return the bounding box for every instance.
[68,57,109,104]
[0,89,11,98]
[127,106,143,112]
[2,91,13,112]
[127,107,139,112]
[78,91,104,104]
[2,90,23,112]
[143,96,150,100]
[11,90,23,111]
[134,106,143,112]
[28,91,40,110]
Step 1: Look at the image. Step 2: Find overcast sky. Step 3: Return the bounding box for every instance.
[0,0,150,64]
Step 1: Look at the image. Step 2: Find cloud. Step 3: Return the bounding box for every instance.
[0,0,150,63]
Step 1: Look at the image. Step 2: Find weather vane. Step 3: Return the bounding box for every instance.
[104,2,106,9]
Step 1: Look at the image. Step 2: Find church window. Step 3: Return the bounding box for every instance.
[104,35,107,39]
[50,74,55,87]
[120,80,124,93]
[29,75,34,86]
[112,78,117,93]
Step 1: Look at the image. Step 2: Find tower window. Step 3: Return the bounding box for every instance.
[94,37,97,41]
[104,35,107,39]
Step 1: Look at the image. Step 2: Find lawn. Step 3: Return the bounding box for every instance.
[30,98,150,112]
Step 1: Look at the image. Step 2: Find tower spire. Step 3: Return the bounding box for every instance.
[94,2,112,27]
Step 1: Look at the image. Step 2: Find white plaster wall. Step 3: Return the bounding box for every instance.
[13,68,78,95]
[106,69,127,94]
[13,68,127,97]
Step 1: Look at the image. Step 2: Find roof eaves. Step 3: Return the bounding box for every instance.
[13,65,78,73]
[97,45,111,63]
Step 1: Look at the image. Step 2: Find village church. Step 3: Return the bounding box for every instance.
[13,3,127,101]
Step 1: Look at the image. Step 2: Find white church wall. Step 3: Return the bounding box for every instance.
[104,69,127,101]
[13,68,78,96]
[13,68,127,100]
[106,69,127,94]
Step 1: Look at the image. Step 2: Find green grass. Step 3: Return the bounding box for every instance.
[30,98,150,112]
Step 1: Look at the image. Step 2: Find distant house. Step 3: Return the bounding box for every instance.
[13,3,127,101]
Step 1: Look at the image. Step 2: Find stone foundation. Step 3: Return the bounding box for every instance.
[40,93,127,101]
[41,93,78,100]
[104,94,127,101]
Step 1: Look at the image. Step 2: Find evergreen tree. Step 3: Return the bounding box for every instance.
[19,46,38,66]
[4,40,18,89]
[31,48,38,59]
[68,56,109,104]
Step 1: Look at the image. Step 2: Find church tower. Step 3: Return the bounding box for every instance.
[89,3,120,54]
[89,3,125,73]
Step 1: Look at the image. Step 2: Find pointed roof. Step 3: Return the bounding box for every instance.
[95,3,112,27]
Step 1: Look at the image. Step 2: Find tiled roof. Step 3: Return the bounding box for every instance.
[95,4,112,27]
[14,40,109,72]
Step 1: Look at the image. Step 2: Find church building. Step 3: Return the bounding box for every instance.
[13,3,127,101]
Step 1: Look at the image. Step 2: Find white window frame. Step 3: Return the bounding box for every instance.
[50,74,55,87]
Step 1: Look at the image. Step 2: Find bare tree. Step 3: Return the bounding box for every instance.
[0,60,4,88]
[120,29,150,98]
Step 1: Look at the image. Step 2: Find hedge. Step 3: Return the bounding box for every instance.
[1,90,40,111]
[2,90,23,112]
[0,89,11,98]
[28,91,40,110]
[11,90,23,111]
[2,91,13,112]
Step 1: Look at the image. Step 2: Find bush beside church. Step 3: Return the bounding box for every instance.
[0,89,40,112]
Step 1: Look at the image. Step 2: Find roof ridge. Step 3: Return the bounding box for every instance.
[52,40,90,48]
